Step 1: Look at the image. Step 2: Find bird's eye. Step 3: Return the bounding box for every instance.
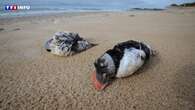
[100,62,104,67]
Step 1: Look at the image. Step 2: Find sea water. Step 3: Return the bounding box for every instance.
[0,0,189,18]
[0,0,125,18]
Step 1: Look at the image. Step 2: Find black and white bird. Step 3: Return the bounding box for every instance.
[92,40,155,90]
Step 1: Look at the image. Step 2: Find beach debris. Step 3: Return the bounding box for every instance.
[0,28,5,31]
[92,40,156,90]
[129,14,135,17]
[45,32,94,56]
[12,28,21,31]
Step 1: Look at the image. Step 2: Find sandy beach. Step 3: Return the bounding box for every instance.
[0,8,195,110]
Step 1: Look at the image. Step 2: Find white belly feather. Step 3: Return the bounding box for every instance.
[116,48,146,78]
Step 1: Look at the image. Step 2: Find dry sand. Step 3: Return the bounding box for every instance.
[0,8,195,110]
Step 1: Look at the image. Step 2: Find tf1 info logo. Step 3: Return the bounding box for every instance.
[5,5,31,11]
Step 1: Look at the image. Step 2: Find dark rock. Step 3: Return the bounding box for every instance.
[0,28,4,31]
[12,28,21,31]
[129,15,135,17]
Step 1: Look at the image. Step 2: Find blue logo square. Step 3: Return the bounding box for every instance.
[5,5,10,10]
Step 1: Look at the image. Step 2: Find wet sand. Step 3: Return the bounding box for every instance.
[0,8,195,110]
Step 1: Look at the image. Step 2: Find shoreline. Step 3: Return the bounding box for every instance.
[2,7,194,24]
[0,11,123,25]
[0,8,167,20]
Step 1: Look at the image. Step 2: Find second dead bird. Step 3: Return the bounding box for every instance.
[45,32,94,56]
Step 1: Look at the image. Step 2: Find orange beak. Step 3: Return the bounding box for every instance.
[91,71,108,91]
